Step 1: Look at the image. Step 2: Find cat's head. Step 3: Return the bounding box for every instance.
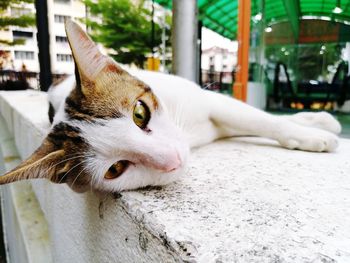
[0,20,190,193]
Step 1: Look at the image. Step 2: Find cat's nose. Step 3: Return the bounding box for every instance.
[163,152,181,173]
[137,149,182,172]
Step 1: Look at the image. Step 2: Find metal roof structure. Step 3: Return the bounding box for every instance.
[155,0,350,40]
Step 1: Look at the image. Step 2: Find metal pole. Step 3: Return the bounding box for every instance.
[161,10,167,72]
[198,20,203,86]
[172,0,198,83]
[35,0,52,91]
[151,0,155,57]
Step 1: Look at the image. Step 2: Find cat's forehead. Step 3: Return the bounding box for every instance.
[96,66,159,111]
[65,66,159,122]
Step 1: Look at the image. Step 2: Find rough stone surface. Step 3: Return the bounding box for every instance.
[1,90,350,262]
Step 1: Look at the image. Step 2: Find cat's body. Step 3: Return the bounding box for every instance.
[50,71,341,150]
[0,20,342,193]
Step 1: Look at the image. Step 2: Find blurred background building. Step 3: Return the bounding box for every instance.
[201,46,237,92]
[0,0,86,74]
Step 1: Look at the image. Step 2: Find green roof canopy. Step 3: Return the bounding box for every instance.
[155,0,350,40]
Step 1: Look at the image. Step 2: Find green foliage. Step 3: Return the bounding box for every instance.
[0,38,25,45]
[0,14,35,29]
[0,0,33,9]
[0,0,35,46]
[84,0,170,67]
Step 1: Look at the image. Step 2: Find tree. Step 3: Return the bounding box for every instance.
[0,0,36,46]
[84,0,170,67]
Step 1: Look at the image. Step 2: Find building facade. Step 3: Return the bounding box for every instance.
[0,0,86,74]
[201,46,237,86]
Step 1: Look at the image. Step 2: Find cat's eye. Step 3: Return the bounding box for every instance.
[104,160,129,180]
[133,100,150,129]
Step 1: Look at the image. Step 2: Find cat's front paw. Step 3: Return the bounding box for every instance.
[289,112,341,134]
[278,126,339,152]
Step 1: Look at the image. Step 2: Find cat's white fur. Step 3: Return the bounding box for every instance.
[49,71,341,192]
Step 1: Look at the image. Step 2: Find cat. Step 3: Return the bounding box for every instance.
[0,20,342,193]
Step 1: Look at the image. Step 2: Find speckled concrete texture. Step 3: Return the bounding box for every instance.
[1,91,350,262]
[123,137,350,262]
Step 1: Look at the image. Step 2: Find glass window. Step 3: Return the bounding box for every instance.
[57,54,73,62]
[13,30,33,39]
[54,0,71,3]
[14,51,35,60]
[54,15,71,23]
[56,36,68,43]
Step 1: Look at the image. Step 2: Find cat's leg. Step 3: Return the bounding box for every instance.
[206,91,339,152]
[281,112,341,134]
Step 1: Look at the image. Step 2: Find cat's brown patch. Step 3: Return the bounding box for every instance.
[46,122,92,189]
[121,98,129,107]
[48,123,84,147]
[105,64,123,74]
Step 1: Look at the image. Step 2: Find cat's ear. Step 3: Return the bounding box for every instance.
[65,20,107,80]
[65,20,122,83]
[0,139,67,185]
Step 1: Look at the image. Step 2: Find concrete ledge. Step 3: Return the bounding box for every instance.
[1,90,350,262]
[0,112,52,263]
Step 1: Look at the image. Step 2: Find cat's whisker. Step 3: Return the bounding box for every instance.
[90,165,99,193]
[180,104,188,131]
[43,154,88,179]
[174,101,186,130]
[90,172,93,193]
[176,102,187,131]
[57,159,88,184]
[180,100,188,128]
[175,110,180,128]
[202,81,218,90]
[70,162,90,190]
